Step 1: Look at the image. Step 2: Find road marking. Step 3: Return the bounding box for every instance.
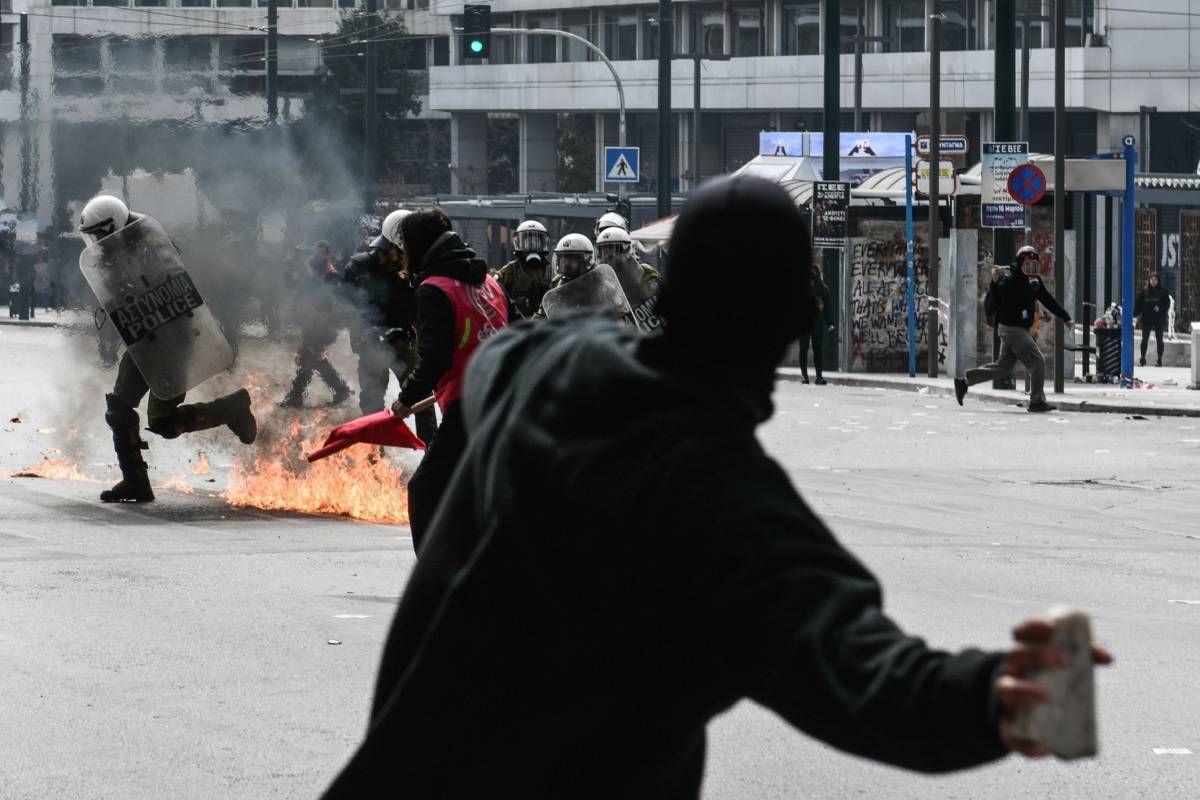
[1169,600,1200,605]
[1094,449,1110,453]
[1152,748,1192,755]
[333,614,372,619]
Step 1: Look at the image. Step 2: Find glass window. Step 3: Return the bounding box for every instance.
[490,15,514,64]
[526,14,557,63]
[297,0,334,7]
[884,0,925,53]
[109,37,156,71]
[164,37,212,71]
[640,7,660,60]
[432,36,449,66]
[942,0,978,51]
[1065,0,1094,47]
[52,35,101,72]
[92,0,129,7]
[338,0,357,7]
[51,0,84,5]
[217,0,253,7]
[689,4,724,56]
[604,10,637,61]
[54,76,105,95]
[839,0,865,54]
[134,0,168,7]
[782,2,819,56]
[110,76,156,93]
[732,5,762,57]
[562,10,591,62]
[179,0,213,9]
[218,37,260,70]
[163,73,213,94]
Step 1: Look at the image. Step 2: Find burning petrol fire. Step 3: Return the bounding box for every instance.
[225,411,411,525]
[193,451,210,475]
[4,459,100,482]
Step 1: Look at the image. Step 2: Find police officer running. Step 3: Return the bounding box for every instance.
[955,245,1072,412]
[278,241,351,408]
[493,219,553,319]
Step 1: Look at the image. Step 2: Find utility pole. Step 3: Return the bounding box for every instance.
[844,11,888,133]
[656,0,672,217]
[1053,0,1066,393]
[822,0,840,371]
[682,51,729,192]
[266,0,278,123]
[1019,7,1049,240]
[17,12,31,321]
[927,0,941,378]
[993,0,1016,389]
[363,0,378,213]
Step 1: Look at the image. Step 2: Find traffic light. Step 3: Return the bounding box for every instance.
[463,4,491,60]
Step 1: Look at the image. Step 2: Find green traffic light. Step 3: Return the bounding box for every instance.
[469,39,484,54]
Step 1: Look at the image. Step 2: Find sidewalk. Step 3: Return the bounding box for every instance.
[0,307,92,328]
[778,364,1200,417]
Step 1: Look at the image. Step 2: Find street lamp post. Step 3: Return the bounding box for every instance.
[678,52,729,191]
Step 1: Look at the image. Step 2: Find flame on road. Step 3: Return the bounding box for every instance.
[225,413,411,525]
[193,451,210,474]
[157,474,196,494]
[4,459,101,482]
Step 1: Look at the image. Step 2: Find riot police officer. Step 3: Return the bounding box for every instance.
[494,219,553,320]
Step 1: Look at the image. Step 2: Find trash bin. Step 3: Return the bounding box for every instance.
[1094,327,1121,379]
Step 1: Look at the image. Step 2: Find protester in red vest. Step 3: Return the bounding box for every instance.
[391,208,512,551]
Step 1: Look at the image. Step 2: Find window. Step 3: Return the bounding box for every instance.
[110,76,156,93]
[942,0,978,51]
[109,37,155,71]
[179,0,212,8]
[163,73,212,94]
[297,0,335,7]
[163,37,212,71]
[134,0,168,7]
[432,36,448,66]
[217,0,253,7]
[1065,0,1094,47]
[731,4,762,57]
[52,35,101,72]
[54,76,104,95]
[50,0,84,6]
[490,15,514,64]
[640,7,660,60]
[92,0,129,7]
[884,0,925,53]
[561,10,591,62]
[839,0,865,54]
[689,4,724,56]
[219,37,260,71]
[782,2,819,56]
[338,0,357,8]
[604,10,637,61]
[278,37,320,71]
[526,14,556,63]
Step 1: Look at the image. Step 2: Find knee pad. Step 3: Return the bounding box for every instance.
[104,393,139,430]
[146,411,187,440]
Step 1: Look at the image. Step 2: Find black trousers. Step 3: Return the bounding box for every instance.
[799,324,825,378]
[406,401,466,554]
[1141,319,1165,363]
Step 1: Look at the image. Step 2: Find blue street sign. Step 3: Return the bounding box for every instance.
[604,147,639,183]
[916,134,969,156]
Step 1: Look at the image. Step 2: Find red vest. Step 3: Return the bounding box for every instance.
[421,274,509,411]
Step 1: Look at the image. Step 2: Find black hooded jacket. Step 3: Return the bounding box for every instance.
[398,231,513,407]
[322,178,1009,799]
[989,268,1071,328]
[1135,282,1170,325]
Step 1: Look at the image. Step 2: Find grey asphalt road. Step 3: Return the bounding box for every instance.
[2,325,1199,799]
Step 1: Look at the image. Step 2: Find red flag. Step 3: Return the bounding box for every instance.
[306,410,427,463]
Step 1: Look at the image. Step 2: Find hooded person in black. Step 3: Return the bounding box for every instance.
[324,177,1109,799]
[1135,273,1169,366]
[390,209,512,551]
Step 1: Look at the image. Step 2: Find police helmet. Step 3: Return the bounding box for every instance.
[80,195,130,247]
[595,226,633,265]
[555,233,594,280]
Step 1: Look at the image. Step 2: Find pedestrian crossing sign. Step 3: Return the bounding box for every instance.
[604,147,639,183]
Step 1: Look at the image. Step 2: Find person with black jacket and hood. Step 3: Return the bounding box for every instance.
[955,245,1072,412]
[389,208,511,551]
[322,177,1110,799]
[1135,273,1170,367]
[799,262,834,384]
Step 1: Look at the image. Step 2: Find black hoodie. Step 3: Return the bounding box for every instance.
[398,231,509,407]
[322,180,1009,800]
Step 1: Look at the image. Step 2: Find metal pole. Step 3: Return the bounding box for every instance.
[266,0,278,123]
[692,56,700,192]
[853,8,863,132]
[906,134,916,377]
[1053,0,1066,394]
[927,0,941,378]
[822,0,841,372]
[1019,13,1030,240]
[1122,138,1137,379]
[656,0,673,217]
[363,0,378,213]
[993,0,1016,389]
[17,13,31,321]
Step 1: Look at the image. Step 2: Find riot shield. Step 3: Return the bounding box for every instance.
[540,263,634,322]
[80,215,234,400]
[607,257,663,333]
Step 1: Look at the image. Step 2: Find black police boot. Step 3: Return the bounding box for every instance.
[149,389,257,445]
[279,369,311,409]
[100,394,154,503]
[317,362,351,406]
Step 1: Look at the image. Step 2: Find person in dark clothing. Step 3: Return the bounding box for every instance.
[799,263,834,384]
[1135,273,1169,367]
[389,209,511,552]
[955,245,1072,412]
[322,177,1109,799]
[278,241,351,408]
[340,216,438,445]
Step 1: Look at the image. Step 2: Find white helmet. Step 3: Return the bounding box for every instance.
[373,208,411,251]
[513,219,549,254]
[554,233,594,280]
[594,211,628,239]
[595,226,633,265]
[79,194,130,247]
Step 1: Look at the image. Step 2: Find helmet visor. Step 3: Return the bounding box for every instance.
[514,229,548,253]
[596,242,627,264]
[558,253,590,279]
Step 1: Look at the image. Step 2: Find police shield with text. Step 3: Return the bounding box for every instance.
[538,233,634,321]
[595,226,661,332]
[493,219,553,319]
[78,194,257,504]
